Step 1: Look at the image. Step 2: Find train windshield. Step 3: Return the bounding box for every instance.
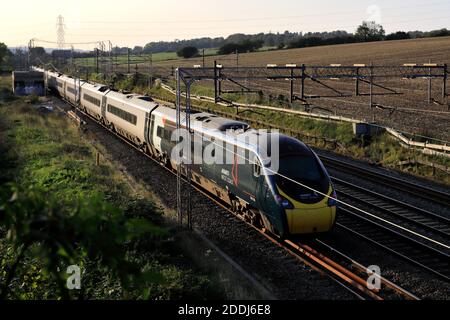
[275,156,329,203]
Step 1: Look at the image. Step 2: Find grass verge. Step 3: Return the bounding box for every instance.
[0,77,226,300]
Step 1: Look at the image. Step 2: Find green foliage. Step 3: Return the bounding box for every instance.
[356,21,385,41]
[0,185,166,299]
[177,46,199,59]
[218,40,264,55]
[386,31,410,41]
[0,43,12,66]
[0,87,225,300]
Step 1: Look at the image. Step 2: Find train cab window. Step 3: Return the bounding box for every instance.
[275,156,328,203]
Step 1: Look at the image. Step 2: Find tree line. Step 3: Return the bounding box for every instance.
[142,23,450,55]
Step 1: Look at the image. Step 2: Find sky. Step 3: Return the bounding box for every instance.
[2,0,450,48]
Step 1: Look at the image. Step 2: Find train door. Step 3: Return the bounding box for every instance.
[152,116,164,152]
[144,112,151,145]
[145,106,159,146]
[101,94,107,119]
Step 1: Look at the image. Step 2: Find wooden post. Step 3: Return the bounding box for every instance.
[214,61,218,103]
[369,63,374,108]
[428,60,432,104]
[218,66,222,97]
[127,48,131,74]
[95,48,99,74]
[443,64,447,100]
[149,53,153,88]
[202,49,205,68]
[301,64,306,100]
[355,67,360,96]
[290,67,294,103]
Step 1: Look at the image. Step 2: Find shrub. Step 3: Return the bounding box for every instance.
[177,46,199,59]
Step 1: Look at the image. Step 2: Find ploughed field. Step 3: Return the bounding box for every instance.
[145,37,450,142]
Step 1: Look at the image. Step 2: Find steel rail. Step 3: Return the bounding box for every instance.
[321,155,450,208]
[332,177,450,240]
[337,207,450,282]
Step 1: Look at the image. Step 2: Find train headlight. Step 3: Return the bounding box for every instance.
[275,195,294,209]
[327,191,338,207]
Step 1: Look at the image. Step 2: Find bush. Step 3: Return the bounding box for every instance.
[218,40,264,55]
[177,46,199,59]
[386,31,410,41]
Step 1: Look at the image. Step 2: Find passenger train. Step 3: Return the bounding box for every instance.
[34,67,337,238]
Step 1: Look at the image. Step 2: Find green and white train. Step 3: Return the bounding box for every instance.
[36,67,337,238]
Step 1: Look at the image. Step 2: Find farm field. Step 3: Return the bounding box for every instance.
[153,36,450,68]
[143,37,450,142]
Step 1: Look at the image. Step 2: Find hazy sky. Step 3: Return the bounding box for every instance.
[3,0,450,48]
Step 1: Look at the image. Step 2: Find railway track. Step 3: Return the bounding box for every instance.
[332,177,450,241]
[321,155,450,208]
[55,99,418,300]
[336,206,450,282]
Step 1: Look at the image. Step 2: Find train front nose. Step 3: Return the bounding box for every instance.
[278,188,337,235]
[286,206,336,234]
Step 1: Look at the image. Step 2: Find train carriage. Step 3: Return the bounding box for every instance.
[104,92,158,148]
[38,67,337,237]
[79,82,109,121]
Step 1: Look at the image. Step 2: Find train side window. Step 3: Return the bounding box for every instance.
[164,129,172,141]
[157,126,163,138]
[253,158,261,177]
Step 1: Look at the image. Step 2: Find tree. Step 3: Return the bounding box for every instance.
[177,46,199,59]
[132,46,143,55]
[386,31,410,41]
[30,46,46,57]
[29,46,51,64]
[0,43,12,66]
[428,28,450,37]
[356,21,385,41]
[218,40,264,55]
